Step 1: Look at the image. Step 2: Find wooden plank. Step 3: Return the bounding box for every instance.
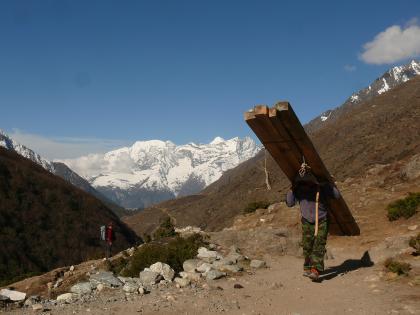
[244,109,297,180]
[272,102,360,236]
[253,106,302,172]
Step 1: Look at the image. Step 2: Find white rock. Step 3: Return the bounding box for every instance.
[206,270,226,280]
[174,277,190,288]
[96,284,105,292]
[0,289,26,302]
[139,270,161,285]
[197,247,221,260]
[183,259,201,272]
[179,271,201,282]
[123,282,139,293]
[408,225,418,231]
[32,303,44,311]
[250,260,266,269]
[138,287,145,295]
[70,282,93,295]
[218,264,243,273]
[197,262,213,273]
[149,262,175,281]
[56,293,75,303]
[69,265,75,272]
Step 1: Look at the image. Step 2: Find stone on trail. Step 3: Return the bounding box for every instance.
[70,282,93,295]
[218,264,243,273]
[90,271,123,287]
[123,282,139,293]
[149,262,175,281]
[174,277,190,288]
[56,293,75,303]
[31,303,44,311]
[196,262,213,274]
[183,259,201,273]
[197,247,221,262]
[0,289,26,302]
[206,270,226,280]
[250,259,266,269]
[139,270,162,285]
[179,271,201,282]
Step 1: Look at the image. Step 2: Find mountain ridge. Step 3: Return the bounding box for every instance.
[62,136,260,209]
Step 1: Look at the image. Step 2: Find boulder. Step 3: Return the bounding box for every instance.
[139,270,162,285]
[24,295,40,307]
[149,262,175,281]
[218,264,243,273]
[0,289,26,302]
[123,282,139,293]
[174,277,190,288]
[179,271,201,282]
[196,262,213,274]
[56,293,75,303]
[206,270,226,280]
[70,282,92,295]
[183,259,201,272]
[213,259,233,269]
[225,252,245,263]
[250,259,266,269]
[90,271,123,288]
[197,247,221,262]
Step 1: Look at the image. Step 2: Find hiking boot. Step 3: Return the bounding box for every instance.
[308,268,320,281]
[303,269,311,277]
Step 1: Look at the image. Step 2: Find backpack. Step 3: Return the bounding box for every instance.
[100,225,106,241]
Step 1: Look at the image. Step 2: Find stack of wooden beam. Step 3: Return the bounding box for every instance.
[244,102,360,236]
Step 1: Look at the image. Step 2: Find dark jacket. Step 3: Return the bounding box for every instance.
[286,183,340,223]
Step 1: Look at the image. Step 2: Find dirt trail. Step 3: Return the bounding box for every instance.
[6,252,418,315]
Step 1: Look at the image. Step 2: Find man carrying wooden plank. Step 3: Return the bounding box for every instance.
[286,164,340,281]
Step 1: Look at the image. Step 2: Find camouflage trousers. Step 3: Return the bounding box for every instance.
[301,218,329,272]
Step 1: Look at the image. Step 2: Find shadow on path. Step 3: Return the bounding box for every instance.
[318,251,374,282]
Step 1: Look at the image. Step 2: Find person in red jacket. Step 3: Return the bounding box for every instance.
[105,222,116,258]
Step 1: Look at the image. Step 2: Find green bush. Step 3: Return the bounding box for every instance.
[387,192,420,221]
[384,258,411,275]
[243,201,271,214]
[121,234,205,277]
[153,217,176,240]
[409,233,420,255]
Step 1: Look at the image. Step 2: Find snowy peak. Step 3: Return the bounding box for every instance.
[348,59,420,105]
[308,60,420,132]
[0,130,55,172]
[62,137,261,208]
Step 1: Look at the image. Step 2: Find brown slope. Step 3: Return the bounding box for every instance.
[124,76,420,235]
[0,148,139,285]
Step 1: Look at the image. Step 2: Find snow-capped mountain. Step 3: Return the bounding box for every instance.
[62,137,260,209]
[306,60,420,132]
[0,130,55,172]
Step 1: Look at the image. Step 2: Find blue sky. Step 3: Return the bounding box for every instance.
[1,0,420,159]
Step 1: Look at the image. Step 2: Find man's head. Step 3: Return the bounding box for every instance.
[294,172,319,188]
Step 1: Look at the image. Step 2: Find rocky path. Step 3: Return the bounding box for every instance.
[4,252,419,315]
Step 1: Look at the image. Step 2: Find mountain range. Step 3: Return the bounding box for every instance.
[123,61,420,236]
[61,137,260,209]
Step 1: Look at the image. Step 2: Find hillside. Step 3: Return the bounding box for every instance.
[0,148,139,286]
[124,75,420,236]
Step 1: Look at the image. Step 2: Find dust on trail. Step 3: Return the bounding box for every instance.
[8,253,418,315]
